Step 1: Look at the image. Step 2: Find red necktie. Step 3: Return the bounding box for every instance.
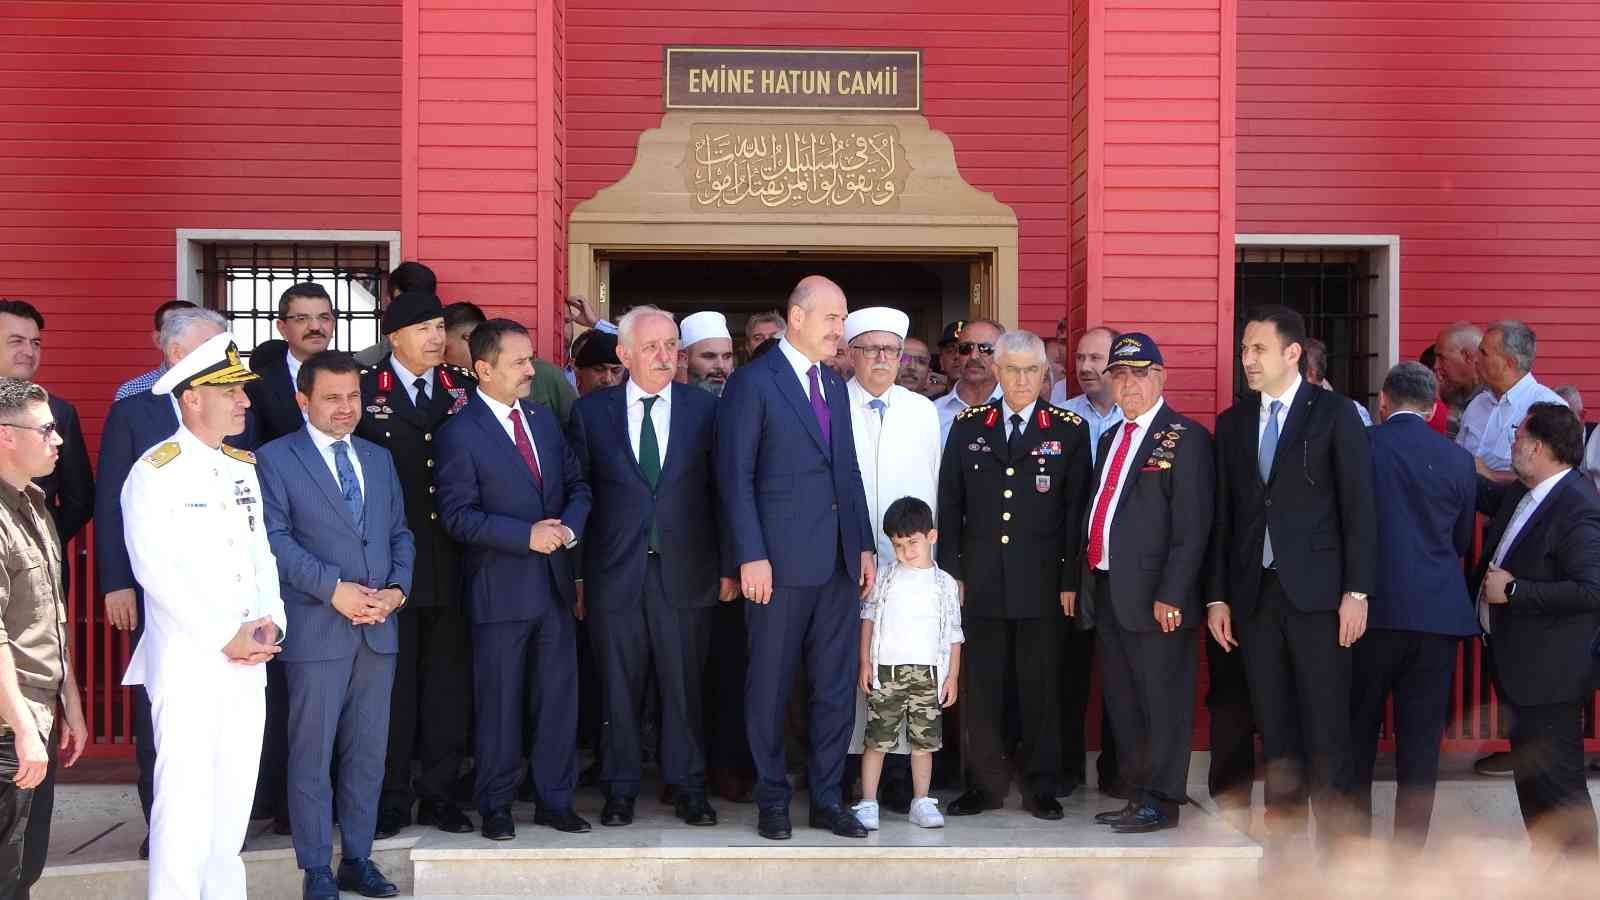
[1085,421,1139,570]
[508,408,543,488]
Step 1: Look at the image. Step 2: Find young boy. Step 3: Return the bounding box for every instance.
[852,496,964,829]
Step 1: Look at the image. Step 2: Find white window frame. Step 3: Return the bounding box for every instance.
[1236,233,1399,416]
[174,229,402,306]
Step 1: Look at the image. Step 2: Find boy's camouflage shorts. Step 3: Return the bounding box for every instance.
[865,664,943,752]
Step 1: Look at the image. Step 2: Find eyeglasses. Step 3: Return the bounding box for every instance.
[282,313,335,326]
[900,354,931,366]
[1108,366,1162,380]
[851,343,903,359]
[956,342,994,357]
[0,421,58,438]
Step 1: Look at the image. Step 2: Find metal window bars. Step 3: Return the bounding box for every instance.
[1233,247,1378,409]
[199,242,389,357]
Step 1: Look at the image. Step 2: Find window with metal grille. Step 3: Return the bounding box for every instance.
[198,242,389,356]
[1233,247,1379,408]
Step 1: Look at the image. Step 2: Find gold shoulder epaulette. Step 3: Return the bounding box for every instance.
[957,403,995,420]
[445,363,476,381]
[141,441,180,469]
[1048,406,1084,426]
[221,445,256,465]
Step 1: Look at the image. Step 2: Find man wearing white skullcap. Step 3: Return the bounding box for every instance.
[840,308,944,816]
[679,312,737,398]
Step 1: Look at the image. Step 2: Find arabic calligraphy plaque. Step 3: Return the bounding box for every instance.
[684,124,911,211]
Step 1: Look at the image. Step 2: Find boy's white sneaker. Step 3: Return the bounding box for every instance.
[851,799,880,831]
[909,796,944,828]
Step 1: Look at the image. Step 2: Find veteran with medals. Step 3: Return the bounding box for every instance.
[1080,334,1213,834]
[120,333,287,900]
[937,330,1092,820]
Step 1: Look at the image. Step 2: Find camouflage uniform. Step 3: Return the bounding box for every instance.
[865,665,943,752]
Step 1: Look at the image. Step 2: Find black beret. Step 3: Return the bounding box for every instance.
[382,291,445,335]
[574,330,620,368]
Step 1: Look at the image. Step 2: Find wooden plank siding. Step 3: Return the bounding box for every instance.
[0,0,403,442]
[1236,0,1600,403]
[1070,0,1236,420]
[562,0,1075,335]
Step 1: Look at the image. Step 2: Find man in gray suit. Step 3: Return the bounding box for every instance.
[258,350,414,900]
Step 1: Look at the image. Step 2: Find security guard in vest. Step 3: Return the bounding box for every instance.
[358,290,479,838]
[936,328,1092,821]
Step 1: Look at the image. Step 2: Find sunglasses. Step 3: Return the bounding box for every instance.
[0,421,58,438]
[956,342,994,357]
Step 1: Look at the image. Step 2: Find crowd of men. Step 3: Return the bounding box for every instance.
[0,261,1596,899]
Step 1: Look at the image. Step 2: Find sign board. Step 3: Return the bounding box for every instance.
[665,47,921,112]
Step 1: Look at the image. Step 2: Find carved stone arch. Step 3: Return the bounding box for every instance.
[569,111,1020,326]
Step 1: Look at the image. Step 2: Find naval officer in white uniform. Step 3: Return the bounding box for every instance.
[842,307,942,758]
[121,332,287,900]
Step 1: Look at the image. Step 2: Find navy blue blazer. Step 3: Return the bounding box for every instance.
[568,382,724,611]
[1367,412,1480,636]
[94,389,259,597]
[256,428,413,662]
[435,393,592,625]
[715,343,873,587]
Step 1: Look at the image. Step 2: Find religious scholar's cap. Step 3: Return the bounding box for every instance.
[1104,332,1165,371]
[382,290,445,335]
[938,320,967,347]
[844,307,910,345]
[679,311,730,348]
[153,331,260,396]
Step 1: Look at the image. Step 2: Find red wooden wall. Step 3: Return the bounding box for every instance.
[0,0,403,441]
[1069,0,1236,420]
[1236,0,1600,400]
[403,0,566,358]
[562,0,1075,336]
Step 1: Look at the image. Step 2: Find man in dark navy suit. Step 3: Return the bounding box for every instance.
[1207,305,1376,851]
[1351,361,1480,853]
[716,275,877,841]
[93,306,255,858]
[569,305,734,828]
[257,350,412,900]
[1474,402,1600,859]
[436,318,593,840]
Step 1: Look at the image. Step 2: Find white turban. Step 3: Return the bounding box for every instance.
[844,307,910,344]
[679,311,731,348]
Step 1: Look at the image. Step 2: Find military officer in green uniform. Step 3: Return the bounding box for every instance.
[358,290,480,839]
[937,329,1092,821]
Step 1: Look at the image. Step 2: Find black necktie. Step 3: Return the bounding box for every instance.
[413,376,430,407]
[1007,413,1025,458]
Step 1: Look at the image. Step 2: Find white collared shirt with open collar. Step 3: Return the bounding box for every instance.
[1090,397,1166,571]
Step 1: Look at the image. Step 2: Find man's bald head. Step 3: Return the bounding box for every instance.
[784,275,848,364]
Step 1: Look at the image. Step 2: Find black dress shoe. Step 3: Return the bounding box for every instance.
[534,807,592,833]
[481,808,516,841]
[1111,803,1178,834]
[809,804,868,838]
[945,788,1000,817]
[757,807,792,840]
[1094,801,1137,826]
[337,857,400,898]
[1026,792,1064,821]
[302,866,339,900]
[674,793,718,826]
[418,801,474,834]
[601,796,635,827]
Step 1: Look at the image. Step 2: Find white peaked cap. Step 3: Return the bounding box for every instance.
[844,307,910,344]
[679,311,731,347]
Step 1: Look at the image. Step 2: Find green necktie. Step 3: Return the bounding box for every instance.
[639,396,661,489]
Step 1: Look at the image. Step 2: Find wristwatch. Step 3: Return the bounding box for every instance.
[1505,580,1518,601]
[1347,592,1368,602]
[385,582,408,607]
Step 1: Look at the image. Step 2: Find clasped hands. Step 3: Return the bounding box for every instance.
[222,616,283,665]
[333,581,404,626]
[529,519,571,554]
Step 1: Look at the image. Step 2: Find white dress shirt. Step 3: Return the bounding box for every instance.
[1259,373,1302,445]
[1479,467,1571,632]
[1001,399,1037,443]
[389,356,435,407]
[935,382,1003,448]
[1090,398,1165,571]
[777,338,824,401]
[286,351,306,395]
[846,379,942,563]
[476,391,543,472]
[1457,372,1566,472]
[306,423,365,498]
[626,378,672,465]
